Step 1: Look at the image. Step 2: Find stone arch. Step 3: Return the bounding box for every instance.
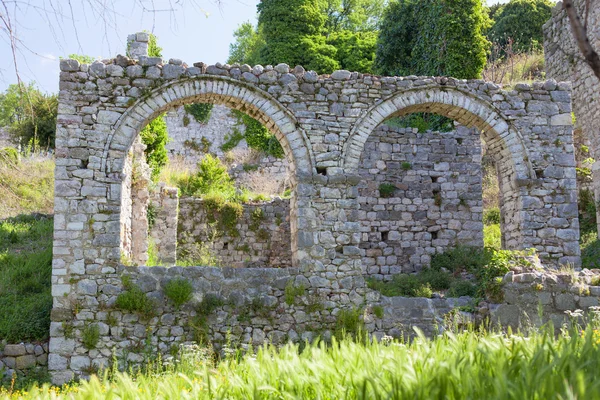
[343,86,535,252]
[103,76,315,267]
[103,76,315,181]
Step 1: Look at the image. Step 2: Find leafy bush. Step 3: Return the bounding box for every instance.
[418,268,453,291]
[177,155,235,197]
[232,110,284,158]
[367,274,433,298]
[164,278,194,308]
[115,276,156,319]
[378,183,396,198]
[484,223,501,250]
[483,207,501,225]
[430,245,489,274]
[448,280,478,297]
[334,307,364,338]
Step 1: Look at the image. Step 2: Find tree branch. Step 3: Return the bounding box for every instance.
[562,0,600,80]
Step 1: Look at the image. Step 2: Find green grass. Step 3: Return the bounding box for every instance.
[7,324,600,398]
[484,223,501,249]
[0,214,53,342]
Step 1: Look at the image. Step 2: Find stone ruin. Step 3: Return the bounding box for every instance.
[47,31,582,383]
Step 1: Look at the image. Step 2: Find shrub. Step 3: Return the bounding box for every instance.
[197,293,225,316]
[430,246,489,274]
[379,183,396,198]
[418,268,453,290]
[367,274,433,298]
[334,307,364,338]
[483,208,501,225]
[115,276,156,319]
[484,223,502,250]
[232,109,284,158]
[82,324,100,349]
[448,281,477,298]
[139,115,169,181]
[372,305,384,319]
[177,154,234,197]
[285,280,306,305]
[164,278,194,308]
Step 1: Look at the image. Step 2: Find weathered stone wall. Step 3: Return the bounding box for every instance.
[165,104,245,162]
[544,1,600,233]
[50,32,579,383]
[177,197,292,268]
[0,127,12,148]
[0,342,48,377]
[149,183,179,266]
[359,125,483,276]
[494,268,600,329]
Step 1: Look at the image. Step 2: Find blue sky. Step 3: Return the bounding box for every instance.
[0,0,507,94]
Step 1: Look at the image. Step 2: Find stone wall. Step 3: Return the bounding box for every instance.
[544,1,600,233]
[0,127,12,148]
[359,125,483,277]
[177,197,292,268]
[1,342,48,377]
[149,183,179,266]
[165,104,245,162]
[494,268,600,329]
[50,33,579,383]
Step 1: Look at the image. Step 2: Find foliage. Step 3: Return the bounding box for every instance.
[114,276,156,319]
[11,325,600,398]
[139,115,169,181]
[164,278,194,308]
[184,103,214,124]
[322,0,386,32]
[65,54,95,64]
[81,324,100,349]
[257,0,339,73]
[378,183,396,198]
[579,188,597,237]
[0,214,53,342]
[147,33,163,57]
[0,155,54,219]
[285,280,306,305]
[326,30,377,73]
[430,245,490,274]
[176,241,221,267]
[448,280,478,297]
[232,110,284,159]
[177,154,234,197]
[418,268,453,291]
[483,207,501,225]
[581,232,600,269]
[0,147,18,164]
[220,128,245,152]
[228,22,266,65]
[375,0,490,79]
[334,307,364,337]
[202,193,244,237]
[386,112,455,133]
[484,223,502,250]
[487,0,553,53]
[367,274,433,298]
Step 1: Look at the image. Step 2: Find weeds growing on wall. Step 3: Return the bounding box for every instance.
[114,276,156,319]
[164,278,194,309]
[231,109,284,158]
[184,103,214,124]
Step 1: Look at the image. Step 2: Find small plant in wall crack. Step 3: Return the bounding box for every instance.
[164,278,194,309]
[114,276,156,319]
[284,280,306,305]
[379,183,397,198]
[82,323,100,349]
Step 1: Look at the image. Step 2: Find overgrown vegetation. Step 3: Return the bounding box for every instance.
[114,276,156,319]
[139,115,169,181]
[164,278,194,309]
[184,103,214,125]
[231,110,284,159]
[9,322,600,398]
[0,214,53,342]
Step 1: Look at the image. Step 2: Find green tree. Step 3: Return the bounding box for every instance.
[0,83,58,150]
[228,22,266,65]
[326,30,377,73]
[257,0,339,73]
[322,0,386,33]
[487,0,554,53]
[375,0,490,79]
[374,0,417,76]
[139,115,169,181]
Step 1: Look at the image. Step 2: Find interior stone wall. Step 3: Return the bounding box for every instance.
[177,197,292,268]
[358,125,483,277]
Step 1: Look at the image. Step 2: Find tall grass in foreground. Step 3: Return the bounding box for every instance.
[6,323,600,399]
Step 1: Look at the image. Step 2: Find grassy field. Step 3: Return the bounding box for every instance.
[3,323,600,399]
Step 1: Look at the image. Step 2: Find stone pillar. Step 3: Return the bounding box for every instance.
[149,183,179,266]
[126,32,149,60]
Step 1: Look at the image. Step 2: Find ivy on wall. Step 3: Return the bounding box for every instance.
[231,110,284,158]
[184,103,214,124]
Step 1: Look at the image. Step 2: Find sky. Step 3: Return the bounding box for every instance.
[0,0,508,94]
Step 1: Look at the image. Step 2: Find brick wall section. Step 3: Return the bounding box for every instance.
[359,125,483,276]
[177,197,292,268]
